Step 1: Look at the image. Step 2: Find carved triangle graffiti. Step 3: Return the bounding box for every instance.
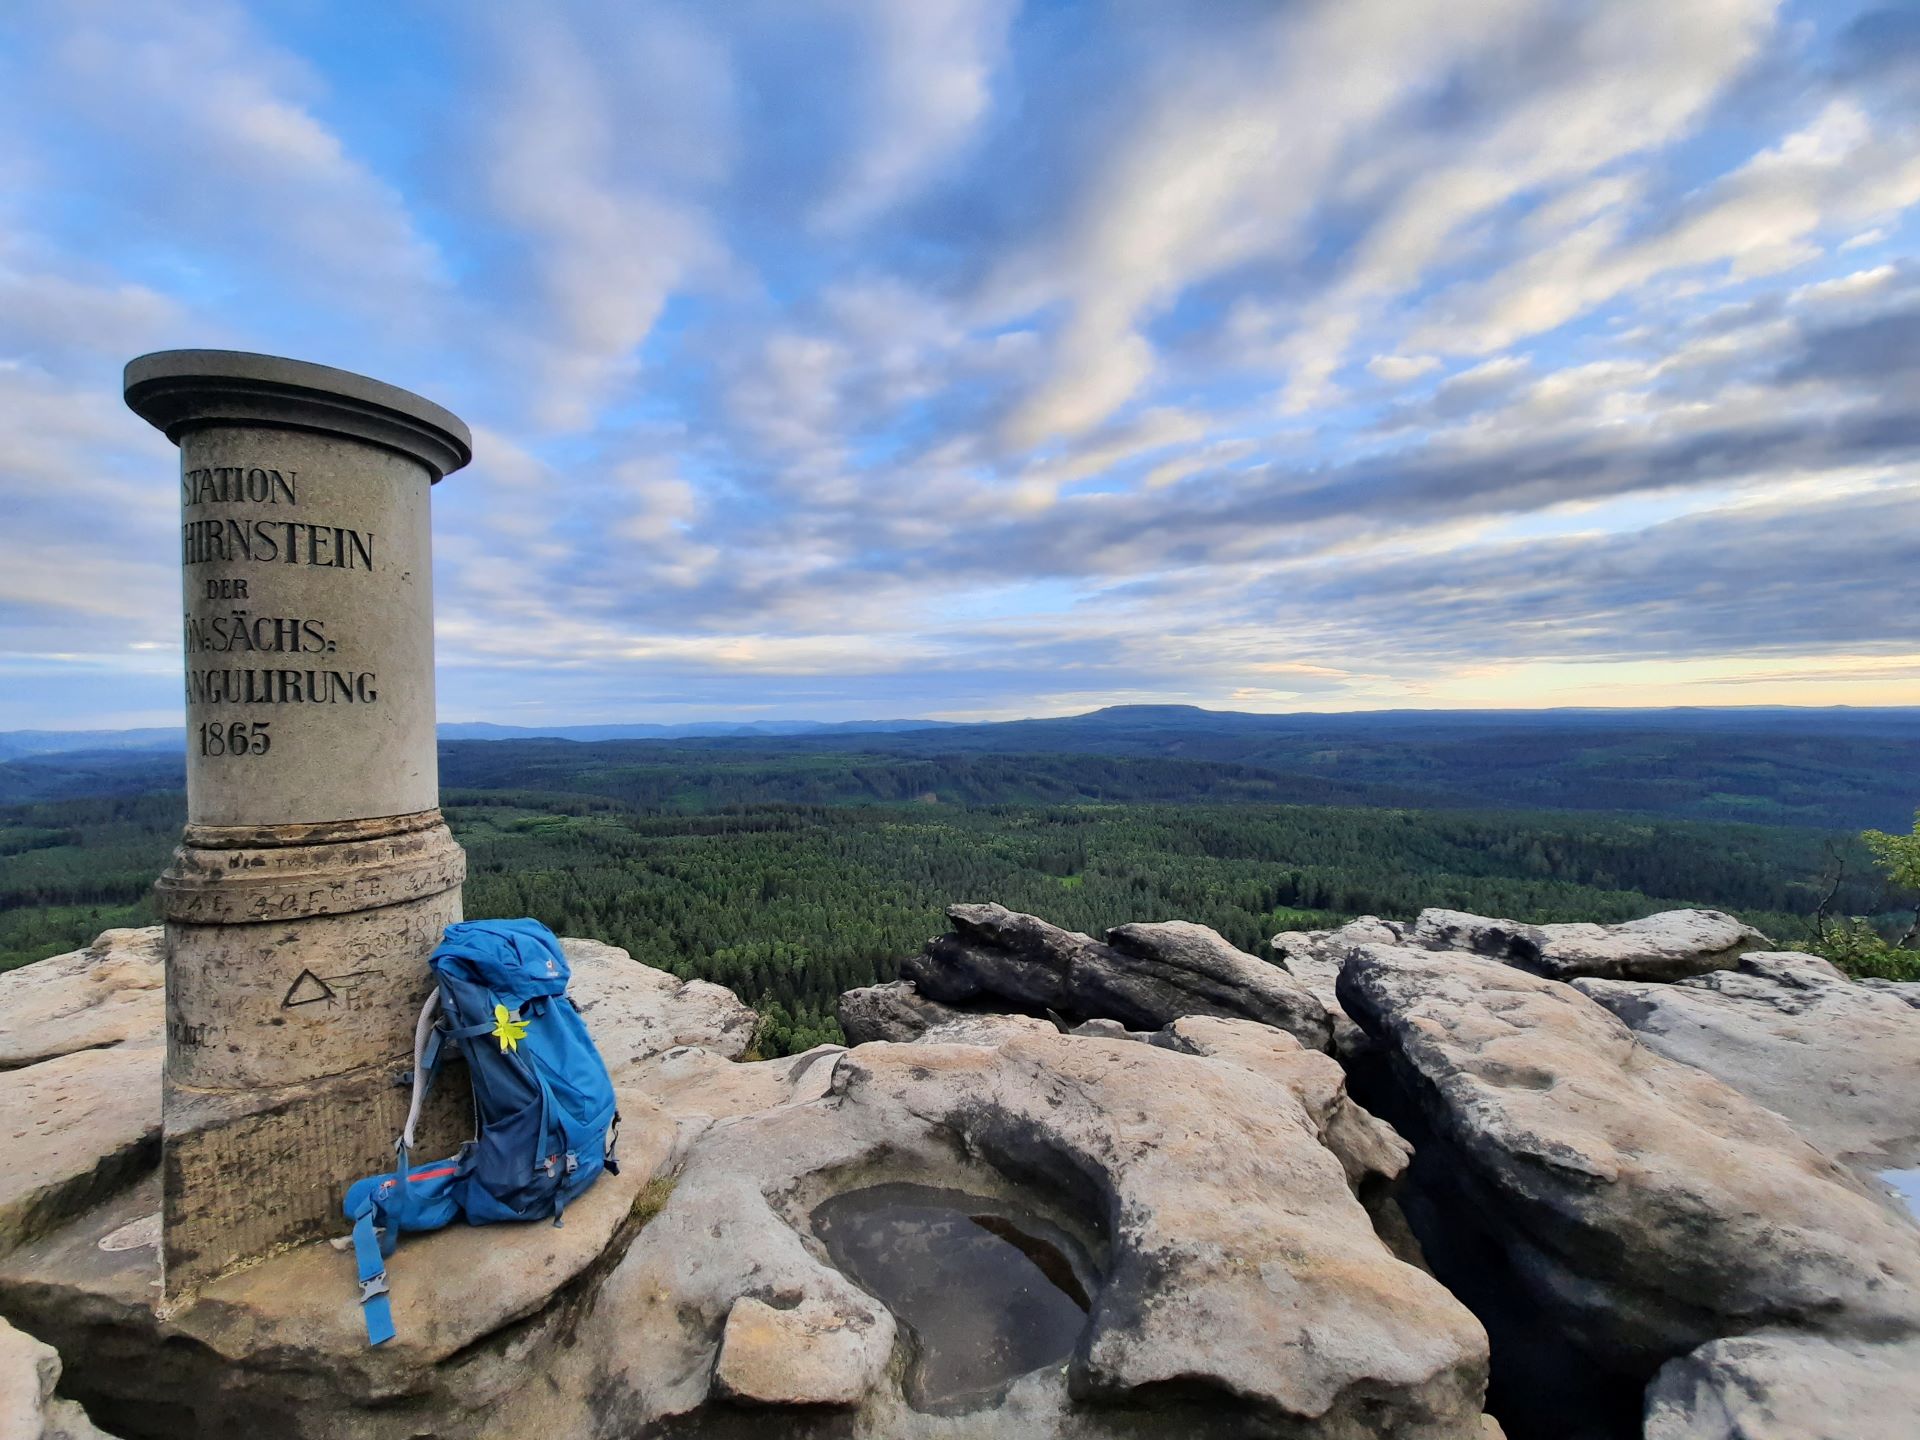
[282,968,338,1008]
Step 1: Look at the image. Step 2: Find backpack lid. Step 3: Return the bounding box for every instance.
[431,919,571,1005]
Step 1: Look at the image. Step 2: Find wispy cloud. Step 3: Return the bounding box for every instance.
[0,0,1917,727]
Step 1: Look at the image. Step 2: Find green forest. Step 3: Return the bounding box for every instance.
[3,738,1911,1055]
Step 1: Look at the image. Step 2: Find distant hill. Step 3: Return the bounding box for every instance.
[0,728,183,761]
[0,718,952,759]
[3,705,1916,829]
[435,718,951,742]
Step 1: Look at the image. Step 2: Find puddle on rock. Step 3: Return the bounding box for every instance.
[811,1182,1096,1413]
[1879,1169,1920,1223]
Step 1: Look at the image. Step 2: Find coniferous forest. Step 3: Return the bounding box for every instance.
[4,720,1914,1055]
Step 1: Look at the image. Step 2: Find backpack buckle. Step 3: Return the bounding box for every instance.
[360,1272,390,1303]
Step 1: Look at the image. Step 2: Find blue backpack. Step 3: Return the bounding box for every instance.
[343,918,619,1345]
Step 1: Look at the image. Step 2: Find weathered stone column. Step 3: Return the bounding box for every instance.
[124,350,472,1296]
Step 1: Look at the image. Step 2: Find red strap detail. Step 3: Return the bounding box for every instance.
[408,1165,458,1182]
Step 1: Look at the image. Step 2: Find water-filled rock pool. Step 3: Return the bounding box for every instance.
[811,1182,1098,1412]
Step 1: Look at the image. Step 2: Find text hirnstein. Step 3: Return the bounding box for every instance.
[181,518,374,569]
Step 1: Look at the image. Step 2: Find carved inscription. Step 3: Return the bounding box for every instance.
[281,968,379,1010]
[186,614,335,654]
[182,466,298,505]
[180,462,379,734]
[181,519,374,568]
[281,969,337,1007]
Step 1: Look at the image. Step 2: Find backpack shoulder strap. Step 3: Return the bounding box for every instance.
[400,989,444,1153]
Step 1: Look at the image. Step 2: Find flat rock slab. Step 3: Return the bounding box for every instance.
[712,1294,891,1407]
[837,979,978,1044]
[1338,944,1920,1367]
[640,1044,845,1132]
[0,1043,159,1251]
[1644,1331,1920,1440]
[902,903,1331,1050]
[1409,908,1768,982]
[0,928,182,1287]
[1149,1015,1412,1201]
[0,929,163,1072]
[560,938,758,1077]
[1576,952,1920,1169]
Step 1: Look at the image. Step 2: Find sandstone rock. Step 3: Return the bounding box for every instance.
[0,1045,158,1252]
[560,937,757,1078]
[713,1295,893,1407]
[902,904,1331,1050]
[0,931,166,1254]
[582,1028,1492,1436]
[1861,977,1920,1009]
[1576,952,1920,1168]
[0,1315,112,1439]
[1105,919,1332,1049]
[1149,1015,1411,1203]
[0,1094,677,1439]
[1338,944,1920,1369]
[1408,908,1768,982]
[584,1155,900,1423]
[1272,916,1405,1058]
[641,1044,845,1132]
[882,1005,1414,1216]
[1733,950,1844,981]
[0,929,162,1072]
[1067,1018,1151,1041]
[1643,1331,1920,1440]
[836,979,974,1044]
[919,1013,1059,1046]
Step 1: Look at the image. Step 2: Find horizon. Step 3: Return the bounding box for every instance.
[3,2,1919,728]
[7,697,1920,744]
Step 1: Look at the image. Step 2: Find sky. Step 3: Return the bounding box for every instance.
[1,0,1917,729]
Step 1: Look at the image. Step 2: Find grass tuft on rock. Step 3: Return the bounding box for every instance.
[631,1175,676,1227]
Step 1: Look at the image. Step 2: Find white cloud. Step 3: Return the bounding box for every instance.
[1419,99,1920,354]
[1790,265,1896,305]
[812,0,1015,231]
[470,5,734,430]
[1368,354,1442,382]
[0,259,179,371]
[6,0,1920,722]
[11,0,444,323]
[1270,0,1775,408]
[995,0,1543,447]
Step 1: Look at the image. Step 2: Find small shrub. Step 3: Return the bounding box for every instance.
[1809,918,1920,982]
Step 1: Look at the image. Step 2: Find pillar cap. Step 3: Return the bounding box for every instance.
[125,349,472,480]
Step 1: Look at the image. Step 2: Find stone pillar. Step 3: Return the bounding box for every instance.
[124,351,473,1297]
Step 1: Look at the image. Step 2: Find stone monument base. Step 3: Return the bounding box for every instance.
[161,1063,473,1298]
[154,813,467,1296]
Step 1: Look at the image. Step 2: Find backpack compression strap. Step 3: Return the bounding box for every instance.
[351,1199,396,1346]
[354,988,445,1347]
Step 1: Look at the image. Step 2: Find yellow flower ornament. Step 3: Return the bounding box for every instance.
[491,1003,530,1053]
